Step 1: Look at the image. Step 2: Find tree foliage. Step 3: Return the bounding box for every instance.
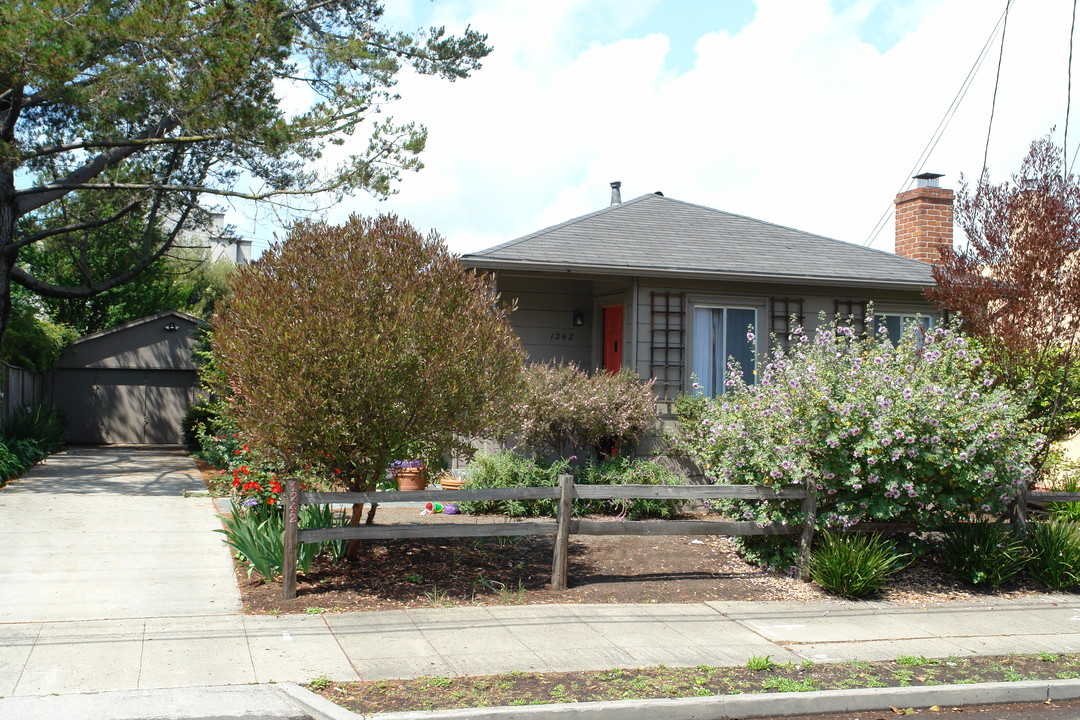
[927,135,1080,457]
[211,214,525,500]
[1,0,490,344]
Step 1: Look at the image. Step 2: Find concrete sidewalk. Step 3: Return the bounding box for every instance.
[3,595,1080,697]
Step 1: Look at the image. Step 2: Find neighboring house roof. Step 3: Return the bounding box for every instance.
[461,193,936,289]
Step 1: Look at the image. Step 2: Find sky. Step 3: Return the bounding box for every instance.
[234,0,1079,258]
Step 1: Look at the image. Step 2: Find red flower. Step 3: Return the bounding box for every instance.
[242,444,249,453]
[232,478,241,488]
[270,481,283,494]
[267,498,276,505]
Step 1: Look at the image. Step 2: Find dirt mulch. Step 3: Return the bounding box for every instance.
[313,653,1080,715]
[195,460,1055,614]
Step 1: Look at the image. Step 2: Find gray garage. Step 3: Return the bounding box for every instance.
[51,311,202,444]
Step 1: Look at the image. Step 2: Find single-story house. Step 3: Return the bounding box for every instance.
[50,310,202,444]
[460,177,953,413]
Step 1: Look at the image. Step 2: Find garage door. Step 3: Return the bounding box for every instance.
[54,369,199,444]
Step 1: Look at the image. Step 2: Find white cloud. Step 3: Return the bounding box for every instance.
[294,0,1078,258]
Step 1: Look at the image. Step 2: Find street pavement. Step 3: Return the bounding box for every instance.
[2,447,1080,718]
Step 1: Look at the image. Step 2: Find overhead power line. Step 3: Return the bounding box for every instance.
[982,0,1013,173]
[862,2,1013,248]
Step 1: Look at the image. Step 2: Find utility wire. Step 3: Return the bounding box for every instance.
[862,4,1011,247]
[1069,0,1079,173]
[983,0,1013,173]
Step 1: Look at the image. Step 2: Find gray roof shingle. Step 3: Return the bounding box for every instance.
[461,193,936,287]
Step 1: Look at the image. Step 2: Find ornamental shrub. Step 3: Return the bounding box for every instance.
[672,315,1041,540]
[212,215,525,516]
[938,520,1026,587]
[458,450,566,517]
[1025,518,1080,590]
[513,362,658,458]
[578,456,688,520]
[807,533,910,599]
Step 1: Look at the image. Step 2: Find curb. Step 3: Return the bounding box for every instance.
[276,682,366,720]
[369,679,1080,720]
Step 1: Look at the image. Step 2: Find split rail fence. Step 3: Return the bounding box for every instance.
[281,475,817,599]
[280,478,1080,600]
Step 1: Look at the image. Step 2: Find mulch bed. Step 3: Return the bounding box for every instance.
[314,653,1080,715]
[196,460,1054,614]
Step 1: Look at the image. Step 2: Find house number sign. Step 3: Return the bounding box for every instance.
[549,331,575,341]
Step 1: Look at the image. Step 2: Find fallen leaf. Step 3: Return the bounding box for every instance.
[929,706,941,712]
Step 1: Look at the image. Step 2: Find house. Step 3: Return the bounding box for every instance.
[50,311,202,444]
[179,211,253,265]
[460,178,951,413]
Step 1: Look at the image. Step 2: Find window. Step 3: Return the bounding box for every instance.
[691,306,756,396]
[877,313,934,345]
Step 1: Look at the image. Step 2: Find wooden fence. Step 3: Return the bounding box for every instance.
[282,476,817,599]
[280,479,1080,599]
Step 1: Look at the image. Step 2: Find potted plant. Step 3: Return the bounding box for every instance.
[391,459,428,491]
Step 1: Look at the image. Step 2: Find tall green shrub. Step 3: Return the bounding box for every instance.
[212,216,525,550]
[672,316,1040,539]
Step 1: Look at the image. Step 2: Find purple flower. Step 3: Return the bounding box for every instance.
[242,498,259,508]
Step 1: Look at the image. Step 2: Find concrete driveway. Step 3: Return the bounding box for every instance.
[0,446,240,622]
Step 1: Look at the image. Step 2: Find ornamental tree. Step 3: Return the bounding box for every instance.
[1,0,490,345]
[927,135,1080,464]
[211,214,524,539]
[672,316,1040,550]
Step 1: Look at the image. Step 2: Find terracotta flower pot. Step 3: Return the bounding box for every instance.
[395,467,428,491]
[439,475,465,491]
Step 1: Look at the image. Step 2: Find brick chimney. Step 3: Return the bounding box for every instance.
[894,172,954,264]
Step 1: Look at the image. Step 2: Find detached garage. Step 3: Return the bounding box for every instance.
[51,311,202,444]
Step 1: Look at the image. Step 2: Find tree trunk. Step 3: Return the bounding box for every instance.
[0,165,17,350]
[345,502,365,561]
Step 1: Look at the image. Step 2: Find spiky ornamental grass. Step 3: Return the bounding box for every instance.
[1026,519,1080,590]
[806,533,910,599]
[938,520,1026,587]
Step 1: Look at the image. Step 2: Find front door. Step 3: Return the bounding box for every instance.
[602,305,624,373]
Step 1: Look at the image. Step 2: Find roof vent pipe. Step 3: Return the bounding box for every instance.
[610,181,622,206]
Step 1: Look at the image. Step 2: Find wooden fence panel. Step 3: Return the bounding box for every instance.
[298,522,556,544]
[572,484,806,500]
[571,520,799,536]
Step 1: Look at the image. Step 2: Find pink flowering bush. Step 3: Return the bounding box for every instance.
[512,362,658,458]
[673,315,1041,538]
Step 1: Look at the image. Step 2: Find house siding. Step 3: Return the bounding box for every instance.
[631,279,935,412]
[497,275,631,368]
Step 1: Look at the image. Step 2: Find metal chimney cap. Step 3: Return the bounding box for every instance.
[610,181,622,189]
[913,172,944,188]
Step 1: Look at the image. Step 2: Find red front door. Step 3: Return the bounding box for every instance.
[602,305,624,373]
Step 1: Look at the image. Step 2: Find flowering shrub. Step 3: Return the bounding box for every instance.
[671,315,1041,538]
[513,362,658,458]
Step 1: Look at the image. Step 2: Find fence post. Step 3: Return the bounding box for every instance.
[796,480,817,581]
[283,477,300,600]
[1013,485,1029,533]
[550,473,573,591]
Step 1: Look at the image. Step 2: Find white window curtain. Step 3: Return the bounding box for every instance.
[692,307,756,396]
